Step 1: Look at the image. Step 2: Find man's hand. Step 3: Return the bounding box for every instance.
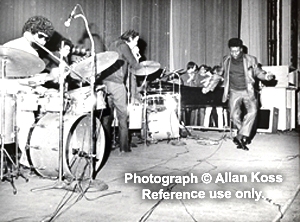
[265,72,275,81]
[187,74,195,83]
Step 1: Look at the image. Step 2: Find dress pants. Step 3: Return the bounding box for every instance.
[229,89,257,137]
[101,81,129,152]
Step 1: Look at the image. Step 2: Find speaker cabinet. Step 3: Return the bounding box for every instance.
[257,107,279,133]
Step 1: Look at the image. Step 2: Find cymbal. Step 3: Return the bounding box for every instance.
[73,51,119,79]
[134,61,160,76]
[0,47,45,78]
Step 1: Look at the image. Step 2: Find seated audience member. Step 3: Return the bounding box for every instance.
[43,38,80,91]
[202,65,227,128]
[198,64,213,88]
[180,61,200,87]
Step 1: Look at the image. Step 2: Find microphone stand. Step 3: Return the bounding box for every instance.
[31,42,72,192]
[73,13,105,189]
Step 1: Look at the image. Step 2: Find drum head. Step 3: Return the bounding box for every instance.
[27,113,109,181]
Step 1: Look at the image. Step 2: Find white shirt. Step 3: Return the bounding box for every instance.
[3,36,39,57]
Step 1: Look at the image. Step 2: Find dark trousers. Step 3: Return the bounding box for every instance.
[101,81,129,152]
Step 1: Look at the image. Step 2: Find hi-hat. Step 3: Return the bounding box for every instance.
[134,61,160,76]
[73,51,119,79]
[0,47,45,78]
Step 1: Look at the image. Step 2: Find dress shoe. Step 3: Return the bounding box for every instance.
[233,137,249,151]
[242,136,251,145]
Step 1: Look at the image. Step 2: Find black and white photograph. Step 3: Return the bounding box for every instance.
[0,0,299,221]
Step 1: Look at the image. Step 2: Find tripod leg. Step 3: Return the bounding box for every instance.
[14,165,29,182]
[1,157,18,194]
[2,175,17,194]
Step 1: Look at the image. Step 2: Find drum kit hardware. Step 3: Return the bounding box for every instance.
[134,61,161,76]
[0,39,117,193]
[131,63,183,144]
[73,51,119,80]
[28,11,117,193]
[0,47,45,194]
[0,47,46,78]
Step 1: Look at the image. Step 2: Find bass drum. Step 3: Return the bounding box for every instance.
[147,109,180,140]
[27,113,109,181]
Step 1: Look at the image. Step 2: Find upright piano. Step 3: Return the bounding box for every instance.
[147,81,228,127]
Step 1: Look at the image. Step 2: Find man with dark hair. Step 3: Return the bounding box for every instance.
[42,37,81,90]
[5,15,54,56]
[180,61,200,87]
[3,15,55,168]
[97,29,143,153]
[221,38,274,151]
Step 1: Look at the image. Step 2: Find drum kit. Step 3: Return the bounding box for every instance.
[135,61,182,142]
[0,45,118,193]
[0,42,182,193]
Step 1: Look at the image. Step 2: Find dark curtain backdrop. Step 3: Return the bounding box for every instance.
[241,0,268,65]
[121,0,171,69]
[0,0,239,71]
[170,0,240,70]
[0,0,121,53]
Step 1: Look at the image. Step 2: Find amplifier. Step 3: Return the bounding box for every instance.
[257,107,279,133]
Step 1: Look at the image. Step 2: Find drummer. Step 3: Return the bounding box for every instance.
[96,29,143,154]
[3,15,55,169]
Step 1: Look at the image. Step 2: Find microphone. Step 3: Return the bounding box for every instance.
[64,5,78,27]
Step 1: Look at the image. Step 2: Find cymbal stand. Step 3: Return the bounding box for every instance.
[31,42,71,192]
[170,71,182,142]
[171,71,181,120]
[1,58,28,194]
[140,75,149,146]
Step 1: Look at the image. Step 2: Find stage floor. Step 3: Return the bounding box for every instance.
[0,129,299,222]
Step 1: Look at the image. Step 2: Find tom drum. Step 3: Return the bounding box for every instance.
[145,94,165,112]
[67,87,106,114]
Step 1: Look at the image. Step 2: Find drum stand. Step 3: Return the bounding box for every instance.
[32,11,107,192]
[1,58,28,195]
[139,74,152,146]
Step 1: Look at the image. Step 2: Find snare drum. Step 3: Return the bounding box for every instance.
[68,87,106,114]
[26,113,108,180]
